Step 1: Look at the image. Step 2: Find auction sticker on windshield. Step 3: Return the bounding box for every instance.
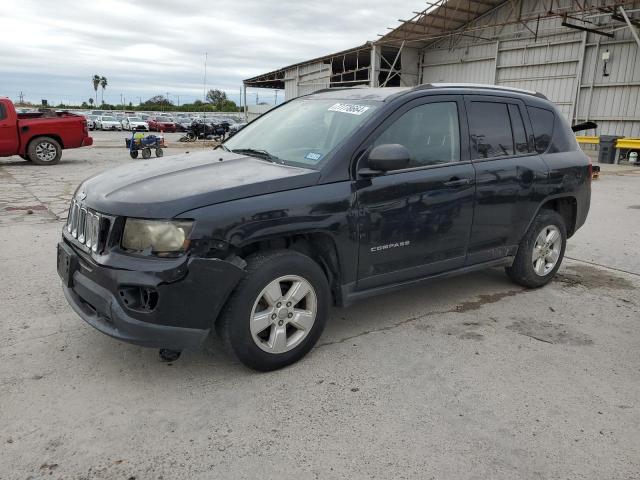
[328,103,371,115]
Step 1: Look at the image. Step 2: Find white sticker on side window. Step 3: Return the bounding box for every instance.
[328,103,370,115]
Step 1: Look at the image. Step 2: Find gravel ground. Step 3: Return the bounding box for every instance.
[1,142,639,480]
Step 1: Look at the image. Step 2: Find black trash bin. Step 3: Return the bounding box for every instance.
[598,135,624,164]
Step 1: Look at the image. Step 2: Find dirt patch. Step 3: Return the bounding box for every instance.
[628,205,640,210]
[555,264,634,290]
[5,205,48,211]
[458,332,484,341]
[507,318,594,346]
[453,290,522,313]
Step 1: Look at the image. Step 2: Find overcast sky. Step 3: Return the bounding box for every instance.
[1,0,424,106]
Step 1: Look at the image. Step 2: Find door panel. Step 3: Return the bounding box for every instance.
[356,163,476,289]
[354,96,475,290]
[464,95,549,265]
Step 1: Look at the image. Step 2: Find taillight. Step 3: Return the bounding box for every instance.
[82,120,88,134]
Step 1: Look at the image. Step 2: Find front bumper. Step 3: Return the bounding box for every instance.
[57,240,245,350]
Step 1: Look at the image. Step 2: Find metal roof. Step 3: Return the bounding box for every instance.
[243,43,373,89]
[377,0,509,47]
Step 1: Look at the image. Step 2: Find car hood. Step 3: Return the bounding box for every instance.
[80,150,321,218]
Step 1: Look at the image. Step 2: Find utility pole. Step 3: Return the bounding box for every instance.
[203,52,208,102]
[275,90,278,105]
[177,95,180,107]
[18,91,24,104]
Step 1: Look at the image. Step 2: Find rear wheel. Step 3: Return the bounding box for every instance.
[129,150,139,159]
[506,209,566,288]
[216,250,330,371]
[155,148,163,157]
[28,137,62,165]
[141,148,151,159]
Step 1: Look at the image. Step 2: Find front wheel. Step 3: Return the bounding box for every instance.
[141,148,151,159]
[506,209,566,288]
[155,148,163,157]
[129,150,139,159]
[216,250,330,371]
[28,137,62,165]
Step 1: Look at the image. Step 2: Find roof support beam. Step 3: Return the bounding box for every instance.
[617,6,640,49]
[380,41,405,88]
[561,13,615,37]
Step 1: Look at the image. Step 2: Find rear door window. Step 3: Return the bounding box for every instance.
[0,103,6,121]
[527,106,555,153]
[467,102,514,159]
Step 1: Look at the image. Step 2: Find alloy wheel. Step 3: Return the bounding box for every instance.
[532,225,562,276]
[35,142,57,162]
[250,275,317,354]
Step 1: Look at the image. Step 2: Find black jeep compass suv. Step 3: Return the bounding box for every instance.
[57,83,591,370]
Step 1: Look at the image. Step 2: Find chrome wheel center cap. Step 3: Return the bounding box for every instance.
[277,308,288,320]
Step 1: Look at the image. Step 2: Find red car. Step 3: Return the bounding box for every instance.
[147,116,176,132]
[0,98,93,165]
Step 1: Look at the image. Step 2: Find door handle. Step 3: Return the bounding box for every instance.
[443,177,472,187]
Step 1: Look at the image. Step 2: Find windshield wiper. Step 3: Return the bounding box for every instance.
[231,148,283,164]
[216,143,230,152]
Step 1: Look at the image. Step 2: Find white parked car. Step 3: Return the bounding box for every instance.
[83,115,96,131]
[96,115,123,131]
[122,116,149,131]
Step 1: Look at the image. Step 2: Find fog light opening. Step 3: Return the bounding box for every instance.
[118,286,159,312]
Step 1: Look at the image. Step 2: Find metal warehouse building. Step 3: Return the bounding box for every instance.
[244,0,640,136]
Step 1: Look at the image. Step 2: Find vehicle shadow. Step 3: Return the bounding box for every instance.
[190,267,516,374]
[75,267,518,379]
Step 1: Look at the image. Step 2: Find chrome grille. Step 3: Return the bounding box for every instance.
[66,200,103,253]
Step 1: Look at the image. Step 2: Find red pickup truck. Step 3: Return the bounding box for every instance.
[0,98,93,165]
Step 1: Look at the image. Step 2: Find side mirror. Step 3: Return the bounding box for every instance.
[364,144,410,174]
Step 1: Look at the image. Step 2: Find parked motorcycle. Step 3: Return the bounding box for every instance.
[184,120,226,141]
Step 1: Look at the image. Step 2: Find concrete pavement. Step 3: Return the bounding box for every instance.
[1,145,639,479]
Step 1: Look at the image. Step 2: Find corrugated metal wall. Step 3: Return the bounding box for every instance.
[419,0,640,136]
[284,62,331,100]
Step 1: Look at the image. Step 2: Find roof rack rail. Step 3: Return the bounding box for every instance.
[415,83,548,99]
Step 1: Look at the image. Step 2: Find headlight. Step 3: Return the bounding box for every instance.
[121,219,193,256]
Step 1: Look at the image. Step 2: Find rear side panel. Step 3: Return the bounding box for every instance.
[526,100,591,234]
[17,115,88,154]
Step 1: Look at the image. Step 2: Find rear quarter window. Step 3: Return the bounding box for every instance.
[527,106,554,153]
[0,103,6,120]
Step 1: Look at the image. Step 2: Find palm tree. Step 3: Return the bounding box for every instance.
[99,76,108,105]
[92,75,101,104]
[88,98,94,107]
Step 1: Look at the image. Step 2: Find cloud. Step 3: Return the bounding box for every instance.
[0,0,424,105]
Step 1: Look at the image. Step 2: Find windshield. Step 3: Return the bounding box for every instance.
[102,116,116,121]
[156,116,171,122]
[224,98,379,168]
[128,117,142,121]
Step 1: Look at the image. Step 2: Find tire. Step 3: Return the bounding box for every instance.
[155,148,163,157]
[216,250,330,371]
[505,209,567,288]
[129,150,139,159]
[141,148,151,159]
[28,137,62,165]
